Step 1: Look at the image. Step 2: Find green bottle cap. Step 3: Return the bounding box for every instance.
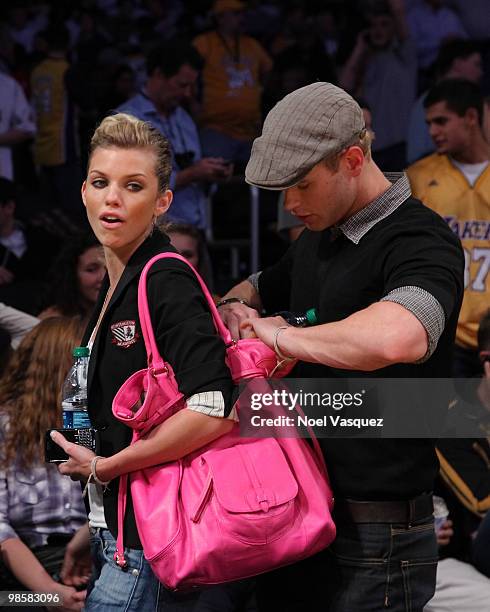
[305,308,317,325]
[73,346,90,357]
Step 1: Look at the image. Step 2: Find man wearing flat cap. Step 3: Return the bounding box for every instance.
[218,82,464,610]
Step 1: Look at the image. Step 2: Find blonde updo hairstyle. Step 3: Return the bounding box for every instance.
[88,113,172,192]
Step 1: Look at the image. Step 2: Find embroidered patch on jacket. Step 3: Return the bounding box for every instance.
[111,320,139,348]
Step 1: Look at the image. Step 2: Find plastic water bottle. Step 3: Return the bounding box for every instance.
[273,308,318,327]
[62,347,91,429]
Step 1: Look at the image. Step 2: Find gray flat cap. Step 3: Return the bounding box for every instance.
[245,82,365,190]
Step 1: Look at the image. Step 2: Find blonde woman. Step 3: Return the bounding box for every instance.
[0,317,88,610]
[51,114,253,611]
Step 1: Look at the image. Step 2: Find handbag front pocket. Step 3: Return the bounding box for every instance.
[195,438,299,545]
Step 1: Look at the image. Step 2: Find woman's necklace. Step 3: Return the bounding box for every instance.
[88,285,114,348]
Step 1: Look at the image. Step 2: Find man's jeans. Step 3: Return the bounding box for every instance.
[324,517,438,611]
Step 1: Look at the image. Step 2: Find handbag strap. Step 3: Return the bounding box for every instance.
[139,252,328,473]
[138,252,233,370]
[114,473,129,569]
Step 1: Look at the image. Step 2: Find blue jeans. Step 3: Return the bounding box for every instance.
[86,528,160,611]
[86,528,257,611]
[324,517,438,611]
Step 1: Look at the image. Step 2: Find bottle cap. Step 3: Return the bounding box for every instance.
[305,308,317,325]
[73,346,90,357]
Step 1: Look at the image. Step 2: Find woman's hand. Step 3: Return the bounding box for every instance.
[50,431,95,481]
[241,316,293,355]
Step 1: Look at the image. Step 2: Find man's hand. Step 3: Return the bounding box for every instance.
[50,431,95,481]
[60,524,91,587]
[218,302,261,340]
[192,158,232,182]
[436,519,454,547]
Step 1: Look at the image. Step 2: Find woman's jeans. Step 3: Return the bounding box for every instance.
[86,528,257,612]
[86,528,160,612]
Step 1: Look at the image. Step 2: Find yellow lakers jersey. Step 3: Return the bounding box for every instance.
[407,154,490,350]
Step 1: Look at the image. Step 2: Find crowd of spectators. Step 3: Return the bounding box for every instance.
[0,0,489,609]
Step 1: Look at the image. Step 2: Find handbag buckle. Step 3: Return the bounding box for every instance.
[151,365,168,377]
[114,550,128,569]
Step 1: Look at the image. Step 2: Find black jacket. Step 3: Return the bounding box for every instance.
[82,231,234,548]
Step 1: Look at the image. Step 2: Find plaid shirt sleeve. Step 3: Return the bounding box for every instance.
[380,285,446,363]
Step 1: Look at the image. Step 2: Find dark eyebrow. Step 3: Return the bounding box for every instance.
[89,170,147,178]
[425,116,446,124]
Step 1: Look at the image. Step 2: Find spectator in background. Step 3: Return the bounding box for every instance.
[339,0,417,171]
[0,177,83,315]
[30,25,82,218]
[485,96,490,143]
[7,2,47,55]
[406,0,467,72]
[193,0,272,167]
[0,177,27,286]
[38,232,105,321]
[0,71,35,181]
[119,41,232,231]
[0,302,38,350]
[425,309,490,611]
[407,79,490,377]
[407,39,483,163]
[72,8,110,65]
[161,221,215,291]
[98,64,135,118]
[0,316,88,606]
[268,1,307,57]
[447,0,490,49]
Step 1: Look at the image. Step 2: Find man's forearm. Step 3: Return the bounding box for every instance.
[221,279,263,311]
[275,302,428,371]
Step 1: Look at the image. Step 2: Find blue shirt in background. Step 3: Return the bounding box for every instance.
[118,93,207,230]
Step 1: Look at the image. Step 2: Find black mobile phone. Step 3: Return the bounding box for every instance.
[45,428,97,463]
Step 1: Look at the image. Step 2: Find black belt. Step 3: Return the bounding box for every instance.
[334,494,434,524]
[46,533,73,546]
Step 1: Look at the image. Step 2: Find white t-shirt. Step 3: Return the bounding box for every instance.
[0,74,36,180]
[451,158,490,187]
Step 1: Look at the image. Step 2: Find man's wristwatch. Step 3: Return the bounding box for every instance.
[216,297,251,308]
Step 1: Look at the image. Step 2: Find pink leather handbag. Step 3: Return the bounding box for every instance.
[112,253,335,590]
